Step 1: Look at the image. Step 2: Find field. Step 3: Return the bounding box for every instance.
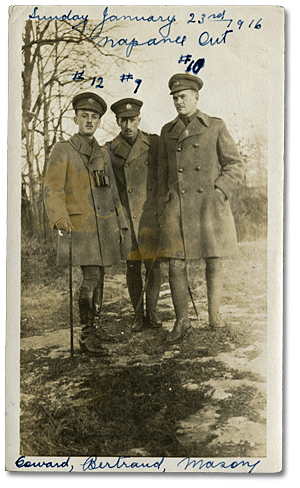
[20,239,267,458]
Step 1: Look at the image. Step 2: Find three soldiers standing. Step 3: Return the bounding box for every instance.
[44,72,244,353]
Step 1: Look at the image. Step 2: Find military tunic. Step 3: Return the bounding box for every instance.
[44,133,127,266]
[106,130,160,261]
[157,110,244,259]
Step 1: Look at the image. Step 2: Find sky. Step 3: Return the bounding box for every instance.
[19,4,273,144]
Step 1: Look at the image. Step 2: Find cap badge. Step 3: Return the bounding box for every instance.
[88,98,95,104]
[173,81,180,88]
[126,103,132,109]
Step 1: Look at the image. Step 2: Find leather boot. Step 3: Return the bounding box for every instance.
[131,312,145,332]
[166,318,191,344]
[145,263,162,328]
[93,304,118,342]
[79,292,108,355]
[79,325,108,356]
[206,258,226,328]
[92,273,117,342]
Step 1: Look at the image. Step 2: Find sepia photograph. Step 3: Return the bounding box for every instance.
[6,4,284,473]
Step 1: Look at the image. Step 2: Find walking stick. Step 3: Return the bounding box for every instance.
[68,230,74,357]
[133,254,158,324]
[188,284,201,323]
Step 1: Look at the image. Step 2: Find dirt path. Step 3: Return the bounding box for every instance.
[20,241,267,458]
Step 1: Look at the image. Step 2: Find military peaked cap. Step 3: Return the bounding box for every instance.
[111,98,143,118]
[72,90,107,116]
[168,73,204,95]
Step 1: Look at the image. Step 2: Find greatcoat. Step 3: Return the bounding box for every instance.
[44,133,128,266]
[157,110,244,259]
[106,130,160,261]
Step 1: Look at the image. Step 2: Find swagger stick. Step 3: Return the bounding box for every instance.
[68,230,74,357]
[188,284,200,323]
[133,253,158,325]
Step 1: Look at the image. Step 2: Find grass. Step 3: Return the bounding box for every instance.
[20,240,267,458]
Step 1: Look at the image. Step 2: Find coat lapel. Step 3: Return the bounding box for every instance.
[168,117,186,140]
[168,110,211,142]
[69,134,105,173]
[110,133,131,160]
[126,131,150,163]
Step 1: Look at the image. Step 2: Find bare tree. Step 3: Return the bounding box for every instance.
[22,18,133,237]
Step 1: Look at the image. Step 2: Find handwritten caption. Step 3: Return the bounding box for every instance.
[15,455,261,473]
[28,6,263,58]
[72,70,142,93]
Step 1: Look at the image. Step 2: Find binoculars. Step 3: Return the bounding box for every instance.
[93,170,109,187]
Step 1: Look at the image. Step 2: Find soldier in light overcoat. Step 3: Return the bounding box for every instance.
[106,98,161,331]
[44,90,128,355]
[158,73,244,343]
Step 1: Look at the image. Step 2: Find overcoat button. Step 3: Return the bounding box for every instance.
[181,190,186,194]
[197,188,204,193]
[133,215,137,219]
[178,168,183,173]
[195,166,201,171]
[110,207,114,212]
[125,163,129,167]
[148,186,152,190]
[193,143,199,147]
[145,161,149,165]
[128,189,132,193]
[177,147,181,152]
[154,212,158,216]
[97,205,100,209]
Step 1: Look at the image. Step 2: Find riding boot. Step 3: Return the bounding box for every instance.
[205,258,226,328]
[92,272,117,343]
[79,268,108,355]
[126,260,145,331]
[145,262,162,328]
[167,259,191,343]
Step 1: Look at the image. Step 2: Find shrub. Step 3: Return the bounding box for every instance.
[230,185,268,242]
[21,233,62,285]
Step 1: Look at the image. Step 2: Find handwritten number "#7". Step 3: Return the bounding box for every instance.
[134,79,142,94]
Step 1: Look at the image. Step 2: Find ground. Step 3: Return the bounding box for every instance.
[20,240,267,458]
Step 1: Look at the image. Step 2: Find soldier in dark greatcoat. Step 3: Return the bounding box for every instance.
[158,73,244,343]
[44,90,128,355]
[106,99,161,331]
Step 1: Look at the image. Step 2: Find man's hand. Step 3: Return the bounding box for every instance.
[55,218,74,232]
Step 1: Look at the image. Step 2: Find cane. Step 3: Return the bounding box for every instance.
[133,254,158,325]
[68,230,74,357]
[188,284,201,324]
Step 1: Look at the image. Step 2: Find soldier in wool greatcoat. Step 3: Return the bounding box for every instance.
[44,90,128,355]
[157,73,244,343]
[106,98,161,331]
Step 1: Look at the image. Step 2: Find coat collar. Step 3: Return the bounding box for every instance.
[168,110,210,141]
[70,133,100,158]
[110,130,150,163]
[70,133,105,170]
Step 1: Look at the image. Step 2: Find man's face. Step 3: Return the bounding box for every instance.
[172,89,199,117]
[117,116,140,140]
[74,109,101,138]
